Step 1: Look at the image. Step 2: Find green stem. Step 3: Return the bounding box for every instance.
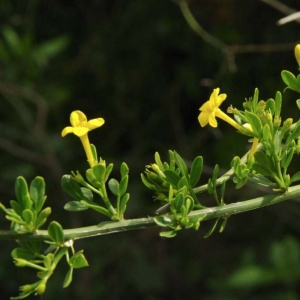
[1,183,300,241]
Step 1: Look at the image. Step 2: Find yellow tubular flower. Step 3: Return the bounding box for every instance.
[62,110,105,167]
[295,44,300,68]
[198,88,245,132]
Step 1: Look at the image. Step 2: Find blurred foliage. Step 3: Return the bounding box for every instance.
[0,0,300,299]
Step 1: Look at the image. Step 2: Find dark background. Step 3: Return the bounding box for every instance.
[1,0,300,299]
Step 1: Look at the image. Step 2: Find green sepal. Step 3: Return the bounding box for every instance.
[64,201,89,211]
[297,99,300,110]
[108,178,119,196]
[29,176,46,213]
[48,221,64,246]
[68,250,89,269]
[15,176,32,210]
[189,156,203,187]
[63,267,73,288]
[174,152,188,178]
[281,71,300,93]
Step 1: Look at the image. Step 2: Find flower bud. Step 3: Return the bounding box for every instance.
[295,44,300,67]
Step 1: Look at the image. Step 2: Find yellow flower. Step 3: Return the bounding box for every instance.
[295,44,300,67]
[198,88,244,132]
[62,110,105,167]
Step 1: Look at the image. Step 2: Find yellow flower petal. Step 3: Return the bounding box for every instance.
[208,112,218,127]
[295,44,300,67]
[87,118,105,130]
[72,127,89,137]
[70,111,87,127]
[198,112,209,127]
[61,126,74,137]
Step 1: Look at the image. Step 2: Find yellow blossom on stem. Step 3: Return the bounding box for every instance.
[61,110,105,167]
[198,88,246,132]
[295,44,300,68]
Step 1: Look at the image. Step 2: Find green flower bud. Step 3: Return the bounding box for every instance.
[36,282,46,295]
[14,258,29,267]
[295,44,300,68]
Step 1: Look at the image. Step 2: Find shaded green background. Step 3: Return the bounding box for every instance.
[1,0,300,299]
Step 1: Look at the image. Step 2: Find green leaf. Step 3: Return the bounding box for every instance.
[33,35,69,66]
[2,26,20,53]
[189,156,203,187]
[140,173,156,190]
[159,230,177,238]
[69,250,89,269]
[244,111,262,137]
[281,70,300,93]
[119,175,128,196]
[108,178,119,196]
[291,171,300,183]
[61,175,85,200]
[48,221,64,246]
[92,164,106,183]
[154,152,164,170]
[9,200,22,216]
[265,98,275,114]
[120,162,129,178]
[154,216,173,227]
[22,209,34,224]
[81,187,93,202]
[15,176,32,210]
[80,201,111,217]
[286,121,300,145]
[174,152,188,178]
[248,174,275,187]
[44,253,54,269]
[11,248,36,261]
[253,151,274,176]
[163,169,180,187]
[104,163,114,181]
[177,177,188,190]
[64,201,89,211]
[63,267,73,288]
[35,207,51,229]
[30,176,46,213]
[120,193,130,215]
